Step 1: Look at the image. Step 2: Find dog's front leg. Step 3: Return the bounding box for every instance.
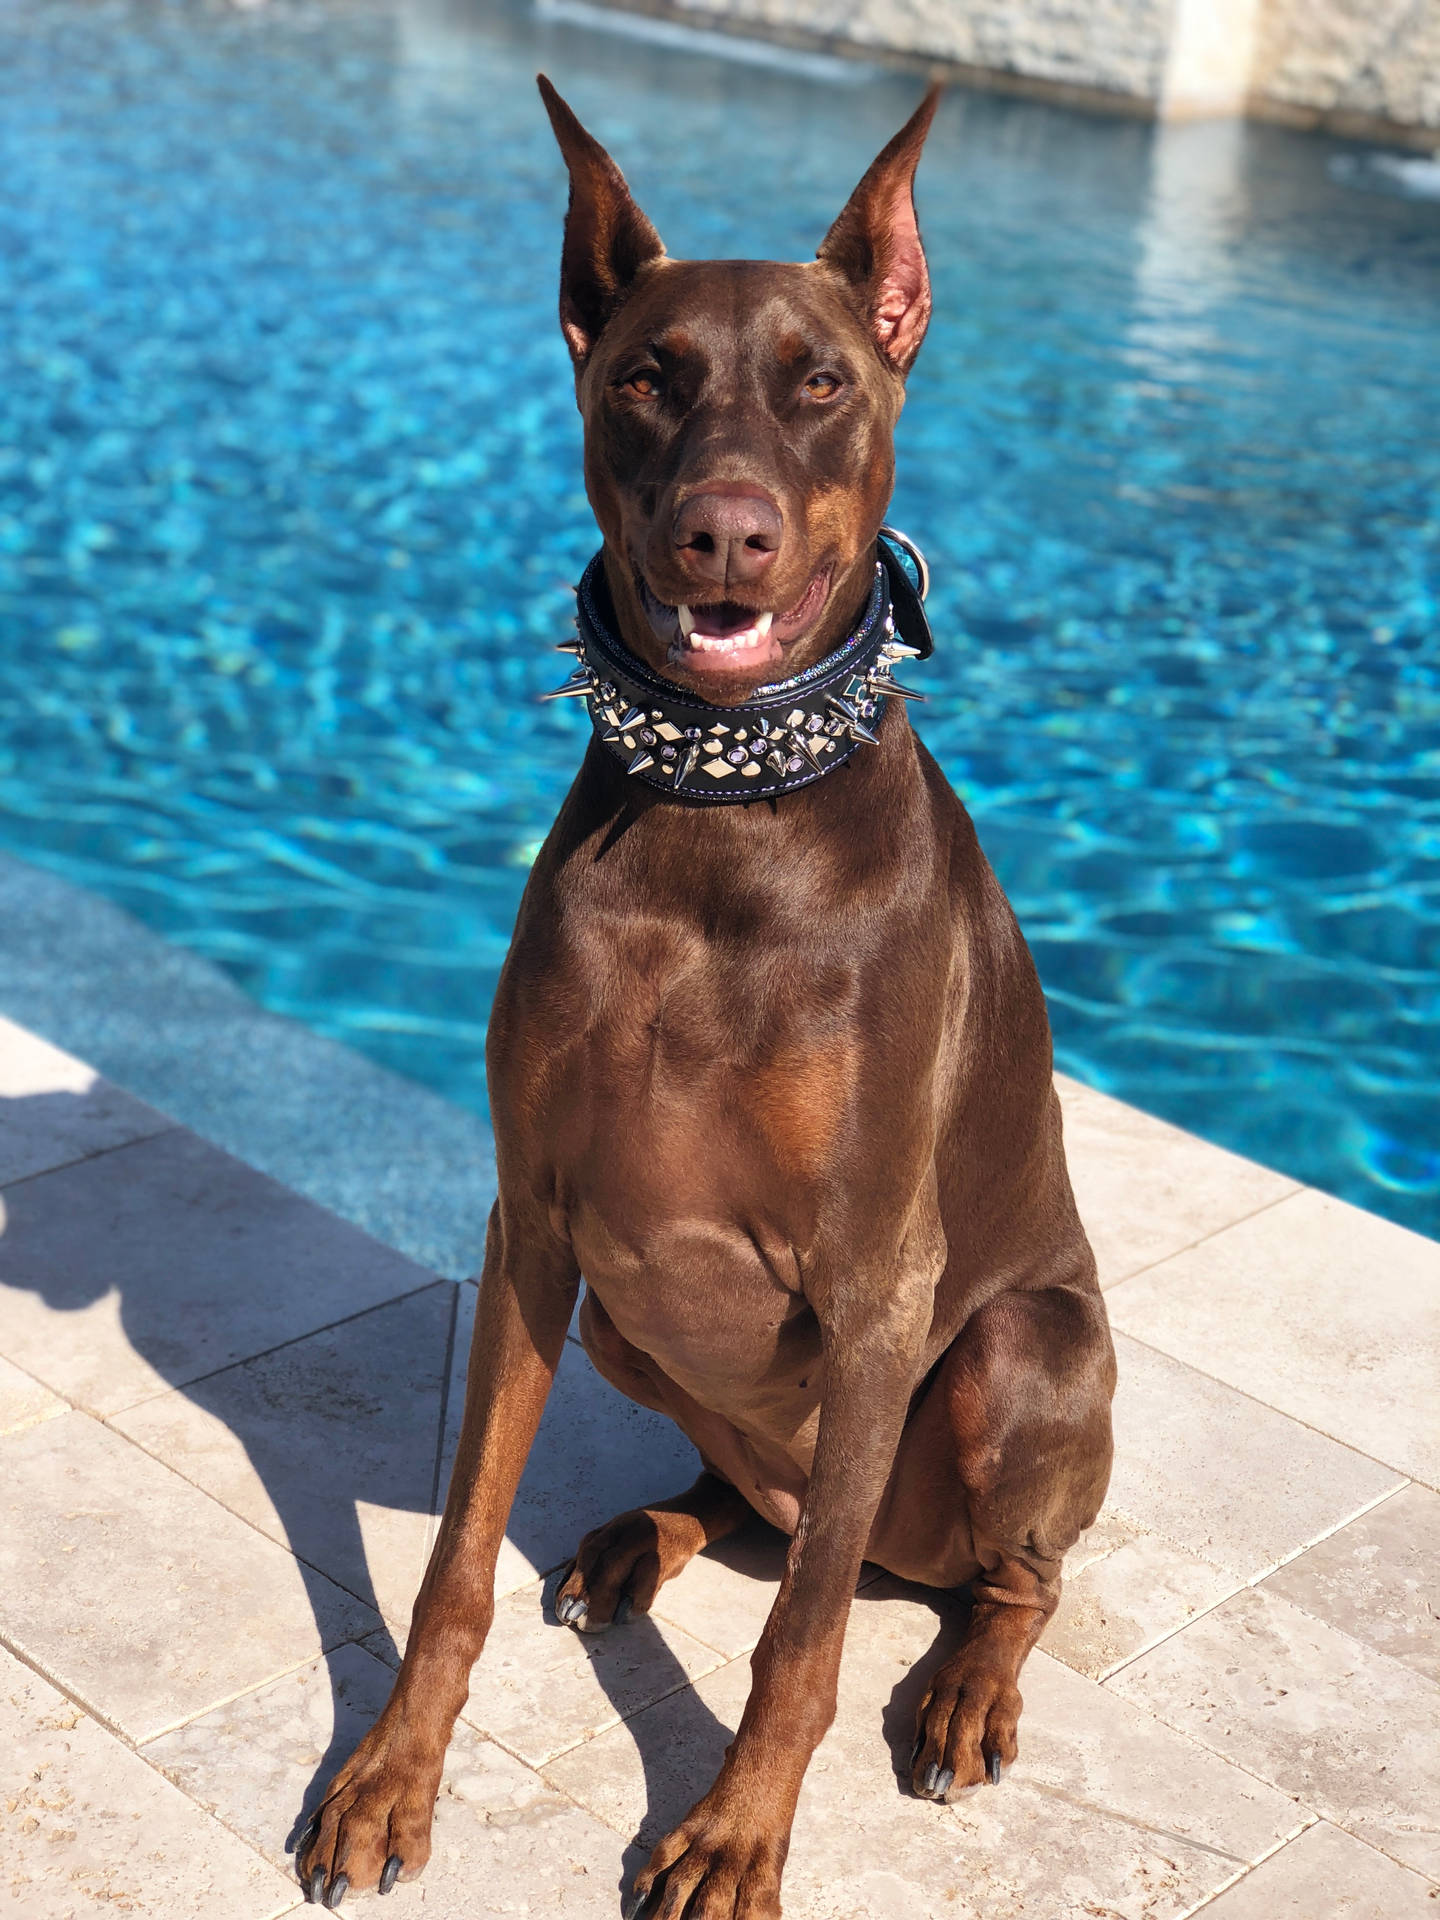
[627,1248,936,1920]
[298,1199,577,1907]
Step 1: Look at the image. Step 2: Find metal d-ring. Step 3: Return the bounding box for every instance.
[879,524,930,602]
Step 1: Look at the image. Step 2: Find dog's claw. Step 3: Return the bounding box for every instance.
[934,1767,955,1797]
[614,1594,633,1625]
[296,1818,318,1855]
[988,1751,1002,1786]
[324,1874,349,1910]
[379,1855,402,1896]
[306,1866,326,1904]
[922,1762,940,1797]
[910,1733,924,1770]
[624,1890,652,1920]
[556,1594,586,1626]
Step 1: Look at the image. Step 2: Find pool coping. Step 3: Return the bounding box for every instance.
[0,849,497,1278]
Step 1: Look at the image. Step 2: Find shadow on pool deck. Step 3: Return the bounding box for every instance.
[0,1085,734,1896]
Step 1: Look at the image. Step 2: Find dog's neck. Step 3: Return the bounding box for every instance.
[545,531,934,807]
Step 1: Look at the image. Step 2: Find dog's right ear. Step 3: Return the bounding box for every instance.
[818,87,940,375]
[537,76,666,368]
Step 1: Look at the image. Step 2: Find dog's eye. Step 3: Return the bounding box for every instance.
[622,370,663,398]
[804,372,842,401]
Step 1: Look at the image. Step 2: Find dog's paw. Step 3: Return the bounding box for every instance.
[553,1505,698,1633]
[625,1795,786,1919]
[296,1725,440,1905]
[909,1654,1020,1802]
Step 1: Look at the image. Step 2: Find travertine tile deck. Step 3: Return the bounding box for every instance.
[2,1013,1437,1918]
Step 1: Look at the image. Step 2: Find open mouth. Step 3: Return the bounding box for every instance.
[638,568,832,679]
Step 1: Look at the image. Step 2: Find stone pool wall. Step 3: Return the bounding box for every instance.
[1249,0,1440,144]
[581,0,1440,146]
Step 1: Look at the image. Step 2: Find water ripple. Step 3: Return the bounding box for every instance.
[0,0,1437,1235]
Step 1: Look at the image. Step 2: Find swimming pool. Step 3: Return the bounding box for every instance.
[2,0,1437,1236]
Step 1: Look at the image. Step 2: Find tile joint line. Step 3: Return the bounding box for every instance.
[1097,1476,1413,1687]
[102,1274,450,1419]
[1170,1814,1318,1920]
[1104,1323,1423,1486]
[1102,1179,1305,1294]
[0,1119,181,1195]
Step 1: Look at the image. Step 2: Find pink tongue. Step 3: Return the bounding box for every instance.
[690,604,755,638]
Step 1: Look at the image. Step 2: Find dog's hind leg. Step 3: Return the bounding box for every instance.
[555,1470,750,1632]
[910,1281,1115,1801]
[296,1198,578,1906]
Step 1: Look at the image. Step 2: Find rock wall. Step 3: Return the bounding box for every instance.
[663,0,1177,105]
[616,0,1440,143]
[1249,0,1440,141]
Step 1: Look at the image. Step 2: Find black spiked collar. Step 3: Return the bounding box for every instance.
[543,528,934,804]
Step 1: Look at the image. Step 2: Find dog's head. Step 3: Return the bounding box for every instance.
[539,76,938,704]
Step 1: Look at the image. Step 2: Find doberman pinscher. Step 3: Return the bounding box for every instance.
[298,78,1116,1917]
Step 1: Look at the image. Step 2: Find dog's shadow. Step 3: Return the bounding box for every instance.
[0,1090,741,1905]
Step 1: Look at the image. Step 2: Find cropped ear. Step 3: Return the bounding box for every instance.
[817,87,940,375]
[538,75,666,367]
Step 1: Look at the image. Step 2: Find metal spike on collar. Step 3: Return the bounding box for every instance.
[553,638,583,656]
[826,693,860,723]
[618,705,645,731]
[847,719,881,747]
[627,749,656,775]
[675,742,701,787]
[881,640,923,662]
[540,668,594,701]
[875,679,926,702]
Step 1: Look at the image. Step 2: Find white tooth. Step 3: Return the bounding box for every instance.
[755,611,774,636]
[677,605,697,637]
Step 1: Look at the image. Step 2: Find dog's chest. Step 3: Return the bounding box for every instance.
[503,900,859,1398]
[550,983,845,1307]
[555,1035,831,1416]
[531,893,863,1193]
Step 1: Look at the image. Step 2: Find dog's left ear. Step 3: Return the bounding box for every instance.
[538,75,667,368]
[818,88,940,375]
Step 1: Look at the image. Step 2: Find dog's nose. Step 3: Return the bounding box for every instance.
[672,489,782,587]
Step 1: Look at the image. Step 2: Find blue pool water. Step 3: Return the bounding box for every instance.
[1,0,1438,1236]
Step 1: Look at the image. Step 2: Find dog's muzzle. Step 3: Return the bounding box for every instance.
[542,529,935,805]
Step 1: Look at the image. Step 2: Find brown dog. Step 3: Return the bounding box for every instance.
[298,79,1115,1917]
